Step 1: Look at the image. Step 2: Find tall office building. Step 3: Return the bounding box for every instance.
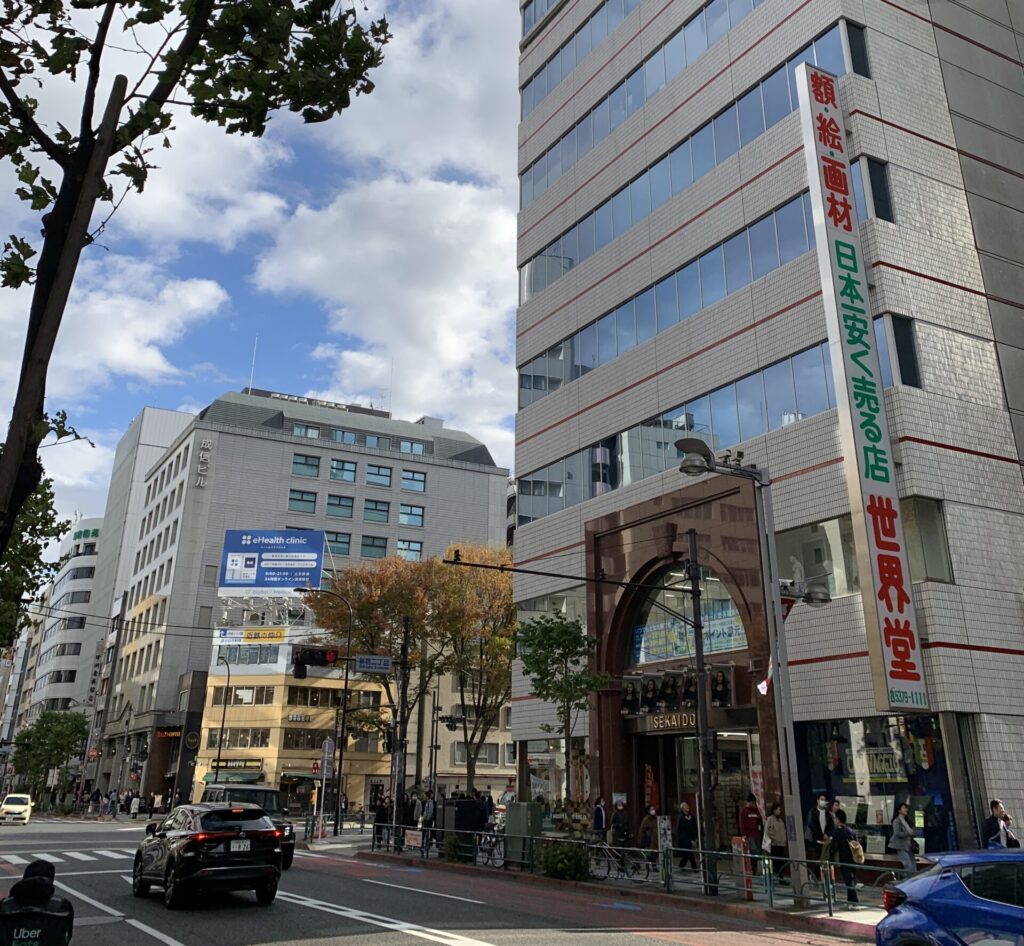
[513,0,1024,850]
[97,388,509,802]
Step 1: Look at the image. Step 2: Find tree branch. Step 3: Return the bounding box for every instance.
[0,69,69,170]
[116,0,216,149]
[80,1,118,139]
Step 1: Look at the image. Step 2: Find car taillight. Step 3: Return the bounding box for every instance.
[883,886,907,912]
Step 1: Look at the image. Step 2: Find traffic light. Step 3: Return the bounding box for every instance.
[292,646,340,679]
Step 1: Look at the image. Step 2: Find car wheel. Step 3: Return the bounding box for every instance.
[255,883,277,905]
[132,858,151,898]
[281,849,293,870]
[163,864,185,910]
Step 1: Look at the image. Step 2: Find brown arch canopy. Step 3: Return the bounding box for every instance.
[584,477,780,822]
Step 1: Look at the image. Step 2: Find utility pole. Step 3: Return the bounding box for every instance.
[390,616,412,829]
[688,528,718,896]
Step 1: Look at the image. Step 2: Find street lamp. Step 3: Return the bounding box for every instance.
[676,437,827,894]
[295,586,354,837]
[214,652,232,780]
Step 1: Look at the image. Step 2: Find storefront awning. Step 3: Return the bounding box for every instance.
[202,771,263,784]
[280,771,319,780]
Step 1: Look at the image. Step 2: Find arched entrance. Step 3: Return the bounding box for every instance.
[585,477,780,847]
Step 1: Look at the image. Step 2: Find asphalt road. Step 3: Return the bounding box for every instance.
[0,820,870,946]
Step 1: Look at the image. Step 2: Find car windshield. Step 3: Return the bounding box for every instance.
[200,808,272,831]
[3,796,29,806]
[225,789,281,811]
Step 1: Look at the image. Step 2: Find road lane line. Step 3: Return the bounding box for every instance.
[0,856,28,865]
[276,890,499,946]
[56,880,187,946]
[94,849,132,859]
[362,879,485,904]
[35,853,64,863]
[63,852,98,861]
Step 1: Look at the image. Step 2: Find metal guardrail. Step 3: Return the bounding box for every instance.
[364,822,911,916]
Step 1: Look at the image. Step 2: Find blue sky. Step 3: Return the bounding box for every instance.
[0,0,520,523]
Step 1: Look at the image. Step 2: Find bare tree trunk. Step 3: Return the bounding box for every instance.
[465,753,477,794]
[0,77,126,561]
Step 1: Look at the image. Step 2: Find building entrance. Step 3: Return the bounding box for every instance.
[632,728,761,850]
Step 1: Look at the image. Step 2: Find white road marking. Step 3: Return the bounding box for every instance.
[56,880,188,946]
[276,890,500,946]
[94,849,132,859]
[63,851,98,861]
[0,855,28,865]
[35,853,64,863]
[362,879,485,904]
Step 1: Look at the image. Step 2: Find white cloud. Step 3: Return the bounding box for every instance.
[256,176,517,469]
[38,432,118,522]
[0,256,228,416]
[321,0,519,186]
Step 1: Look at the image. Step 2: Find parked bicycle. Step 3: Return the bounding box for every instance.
[475,828,505,868]
[588,841,655,883]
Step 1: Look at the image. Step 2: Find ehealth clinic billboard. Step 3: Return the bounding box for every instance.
[217,530,324,596]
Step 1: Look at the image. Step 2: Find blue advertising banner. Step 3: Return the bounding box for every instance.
[217,530,324,596]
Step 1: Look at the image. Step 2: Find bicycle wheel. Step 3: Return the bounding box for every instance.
[589,851,612,880]
[625,853,645,883]
[490,837,505,869]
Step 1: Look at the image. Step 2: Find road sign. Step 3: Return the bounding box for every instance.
[320,737,335,782]
[355,655,393,674]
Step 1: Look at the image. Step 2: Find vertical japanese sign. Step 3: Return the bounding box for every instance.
[796,64,928,712]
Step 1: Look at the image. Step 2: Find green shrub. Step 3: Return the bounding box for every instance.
[537,839,588,880]
[440,832,473,863]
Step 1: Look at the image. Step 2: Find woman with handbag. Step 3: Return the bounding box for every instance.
[763,802,789,882]
[888,802,917,874]
[831,810,860,905]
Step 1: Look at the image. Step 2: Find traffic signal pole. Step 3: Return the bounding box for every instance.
[390,616,411,830]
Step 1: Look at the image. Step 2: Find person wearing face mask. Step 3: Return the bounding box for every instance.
[804,793,834,877]
[610,799,631,847]
[637,805,659,866]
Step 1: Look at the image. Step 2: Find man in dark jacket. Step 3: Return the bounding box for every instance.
[805,793,835,878]
[0,860,74,943]
[676,801,699,870]
[981,799,1020,848]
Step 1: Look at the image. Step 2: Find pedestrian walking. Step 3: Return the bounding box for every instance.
[130,795,141,820]
[675,801,699,870]
[422,791,436,848]
[981,799,1021,848]
[888,802,917,873]
[373,796,389,847]
[739,793,764,874]
[763,802,789,882]
[804,793,833,878]
[831,810,860,905]
[592,796,607,842]
[610,800,630,847]
[637,805,659,865]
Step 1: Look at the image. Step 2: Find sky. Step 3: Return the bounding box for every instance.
[0,0,521,526]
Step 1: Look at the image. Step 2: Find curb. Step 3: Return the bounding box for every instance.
[354,850,875,942]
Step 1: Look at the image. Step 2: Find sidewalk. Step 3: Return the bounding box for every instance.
[355,849,882,941]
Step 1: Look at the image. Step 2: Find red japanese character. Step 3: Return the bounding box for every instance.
[816,113,844,151]
[811,72,837,107]
[877,554,911,613]
[884,618,921,681]
[821,155,849,195]
[827,192,854,231]
[867,494,899,552]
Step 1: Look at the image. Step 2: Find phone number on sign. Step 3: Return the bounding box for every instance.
[889,688,928,707]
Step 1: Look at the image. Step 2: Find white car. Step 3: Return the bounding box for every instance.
[0,794,33,825]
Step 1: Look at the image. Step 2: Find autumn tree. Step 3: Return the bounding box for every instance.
[516,614,609,806]
[11,710,88,800]
[0,454,68,646]
[432,545,515,793]
[0,1,390,567]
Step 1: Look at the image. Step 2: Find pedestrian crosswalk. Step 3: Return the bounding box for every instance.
[0,848,137,865]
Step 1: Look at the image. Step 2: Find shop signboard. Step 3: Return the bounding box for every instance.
[218,529,324,596]
[796,64,929,713]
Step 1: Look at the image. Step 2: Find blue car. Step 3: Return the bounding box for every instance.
[877,850,1024,946]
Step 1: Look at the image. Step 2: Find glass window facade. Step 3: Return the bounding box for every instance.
[364,499,390,523]
[330,459,356,482]
[366,464,392,487]
[325,531,350,556]
[397,539,423,561]
[401,470,426,492]
[327,494,354,518]
[287,489,316,514]
[292,454,320,477]
[361,536,387,558]
[519,24,849,298]
[399,503,424,526]
[519,193,817,408]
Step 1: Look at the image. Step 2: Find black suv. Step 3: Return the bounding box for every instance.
[133,803,281,909]
[200,785,295,869]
